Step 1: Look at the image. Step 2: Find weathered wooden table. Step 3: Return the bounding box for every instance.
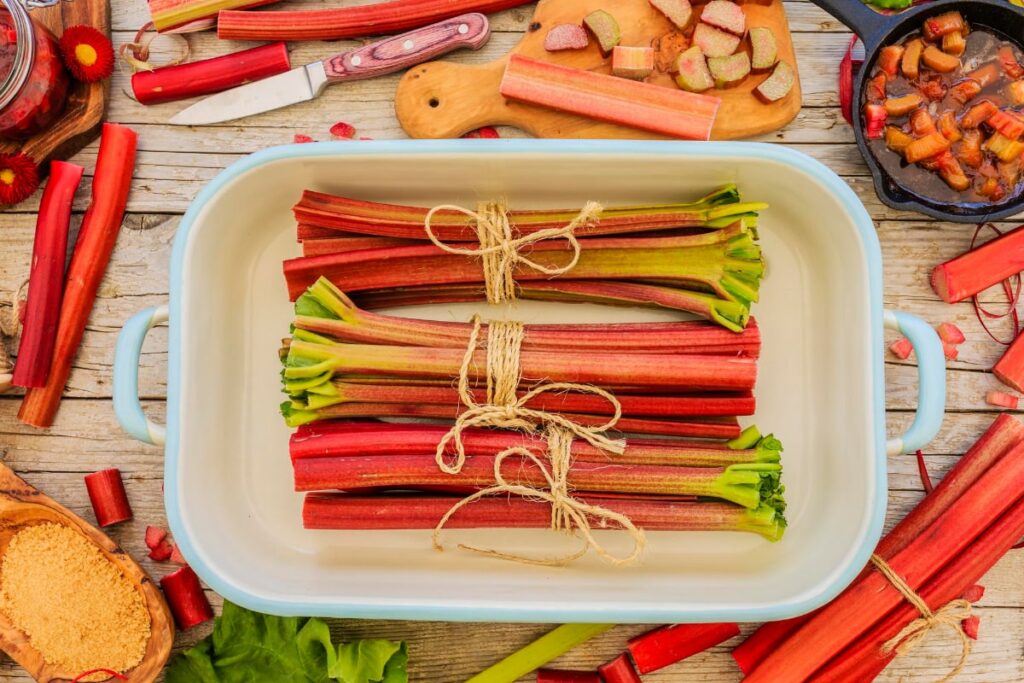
[0,1,1022,680]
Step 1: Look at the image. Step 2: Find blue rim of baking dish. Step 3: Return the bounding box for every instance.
[162,139,891,623]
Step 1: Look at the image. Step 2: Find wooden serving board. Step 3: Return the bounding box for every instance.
[0,0,110,170]
[395,0,801,140]
[0,463,173,683]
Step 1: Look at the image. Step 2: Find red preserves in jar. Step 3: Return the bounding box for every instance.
[0,2,69,139]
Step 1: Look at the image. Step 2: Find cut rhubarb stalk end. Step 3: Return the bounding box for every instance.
[700,0,745,36]
[144,525,168,549]
[942,342,959,360]
[962,584,986,603]
[756,60,794,103]
[708,52,750,88]
[148,539,174,562]
[544,24,589,51]
[693,22,741,58]
[84,469,133,527]
[749,27,778,71]
[937,323,966,345]
[962,614,981,640]
[598,654,641,683]
[649,0,691,29]
[612,46,655,80]
[628,622,739,674]
[889,337,913,360]
[676,45,714,92]
[583,9,621,55]
[160,566,214,630]
[329,121,356,139]
[986,390,1020,410]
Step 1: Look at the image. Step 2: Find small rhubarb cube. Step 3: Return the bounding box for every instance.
[937,322,966,344]
[169,543,188,565]
[962,584,986,603]
[329,121,356,139]
[148,538,174,562]
[889,337,913,360]
[986,390,1020,410]
[962,615,980,640]
[943,342,959,360]
[145,525,167,550]
[612,46,655,80]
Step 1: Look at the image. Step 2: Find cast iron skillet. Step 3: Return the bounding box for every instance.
[809,0,1024,222]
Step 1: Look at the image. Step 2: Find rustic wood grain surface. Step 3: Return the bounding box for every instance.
[1,1,1023,680]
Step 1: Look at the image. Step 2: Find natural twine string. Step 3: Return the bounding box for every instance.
[871,554,973,682]
[431,317,644,566]
[424,201,603,304]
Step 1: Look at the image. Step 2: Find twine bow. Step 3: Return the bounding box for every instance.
[424,201,603,304]
[871,554,973,682]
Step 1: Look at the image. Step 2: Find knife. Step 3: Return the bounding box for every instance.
[169,13,491,125]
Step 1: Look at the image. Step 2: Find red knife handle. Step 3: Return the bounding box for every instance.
[322,13,491,83]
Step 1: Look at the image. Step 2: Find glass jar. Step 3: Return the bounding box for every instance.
[0,0,69,139]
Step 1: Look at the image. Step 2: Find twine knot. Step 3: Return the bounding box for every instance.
[871,554,973,682]
[424,200,603,304]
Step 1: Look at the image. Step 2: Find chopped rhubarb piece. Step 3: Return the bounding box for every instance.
[938,111,961,141]
[905,132,951,164]
[293,134,314,143]
[877,45,904,77]
[863,103,887,140]
[544,24,589,52]
[961,100,999,128]
[919,77,947,101]
[885,126,914,154]
[978,176,1007,201]
[989,109,1024,140]
[986,390,1019,409]
[329,121,356,139]
[500,55,721,140]
[649,0,691,29]
[169,543,187,565]
[755,59,793,103]
[145,525,167,549]
[889,337,913,360]
[1008,80,1024,105]
[707,52,750,88]
[910,107,936,135]
[148,539,174,562]
[583,10,621,55]
[1000,45,1024,79]
[937,151,971,191]
[984,133,1024,163]
[676,45,714,92]
[160,566,214,630]
[628,623,740,674]
[866,72,887,101]
[700,0,744,36]
[84,469,132,527]
[537,671,601,683]
[943,342,959,360]
[943,30,966,56]
[1000,158,1022,187]
[923,11,966,41]
[958,129,984,167]
[693,22,741,58]
[598,654,641,683]
[950,79,983,105]
[923,45,960,73]
[937,322,966,344]
[883,93,922,117]
[969,62,1001,89]
[901,38,923,79]
[962,614,981,640]
[962,584,986,602]
[995,333,1024,391]
[612,46,655,80]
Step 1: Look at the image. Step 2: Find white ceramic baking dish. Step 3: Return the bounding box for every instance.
[112,140,946,623]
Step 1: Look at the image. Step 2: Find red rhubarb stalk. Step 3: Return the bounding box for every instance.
[18,123,137,428]
[628,623,740,674]
[301,235,417,256]
[132,42,290,105]
[994,331,1024,391]
[931,223,1024,303]
[742,437,1024,681]
[597,654,641,683]
[160,566,213,629]
[733,413,1024,673]
[537,671,600,683]
[84,468,132,527]
[500,55,719,140]
[986,390,1019,409]
[150,0,281,31]
[11,161,84,388]
[218,0,530,40]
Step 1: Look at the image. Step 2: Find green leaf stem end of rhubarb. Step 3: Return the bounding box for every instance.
[727,425,763,449]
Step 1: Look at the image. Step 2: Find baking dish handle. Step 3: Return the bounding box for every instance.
[884,310,946,456]
[113,305,168,447]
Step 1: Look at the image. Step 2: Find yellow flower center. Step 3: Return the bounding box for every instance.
[0,169,16,185]
[75,43,98,67]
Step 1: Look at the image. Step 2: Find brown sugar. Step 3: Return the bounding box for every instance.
[0,522,150,679]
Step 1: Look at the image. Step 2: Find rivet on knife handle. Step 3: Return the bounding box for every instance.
[323,13,491,83]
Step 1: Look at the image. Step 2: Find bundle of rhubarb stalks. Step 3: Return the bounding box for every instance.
[279,186,786,546]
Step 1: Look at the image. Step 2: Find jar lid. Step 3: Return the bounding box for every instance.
[0,0,35,111]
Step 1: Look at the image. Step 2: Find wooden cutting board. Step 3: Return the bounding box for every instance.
[395,0,801,140]
[0,0,110,171]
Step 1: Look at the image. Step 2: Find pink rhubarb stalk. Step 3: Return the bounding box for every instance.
[931,223,1024,303]
[628,623,740,674]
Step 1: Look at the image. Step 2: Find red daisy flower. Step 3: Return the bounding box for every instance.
[59,25,114,83]
[0,152,39,205]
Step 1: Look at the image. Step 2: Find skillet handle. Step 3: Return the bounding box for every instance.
[113,305,168,447]
[884,310,946,456]
[807,0,893,47]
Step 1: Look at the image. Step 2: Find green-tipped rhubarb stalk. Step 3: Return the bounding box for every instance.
[282,222,765,308]
[302,494,786,541]
[292,184,766,241]
[293,455,783,509]
[292,277,761,355]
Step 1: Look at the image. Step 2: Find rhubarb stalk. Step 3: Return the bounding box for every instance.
[160,566,214,630]
[12,161,84,388]
[466,624,614,683]
[597,655,641,683]
[150,0,281,31]
[627,622,740,674]
[19,123,137,428]
[84,468,133,527]
[931,223,1024,303]
[132,43,290,105]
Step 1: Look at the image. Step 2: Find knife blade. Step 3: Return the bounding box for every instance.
[169,13,491,125]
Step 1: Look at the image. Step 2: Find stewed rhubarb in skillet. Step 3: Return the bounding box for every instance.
[863,11,1024,206]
